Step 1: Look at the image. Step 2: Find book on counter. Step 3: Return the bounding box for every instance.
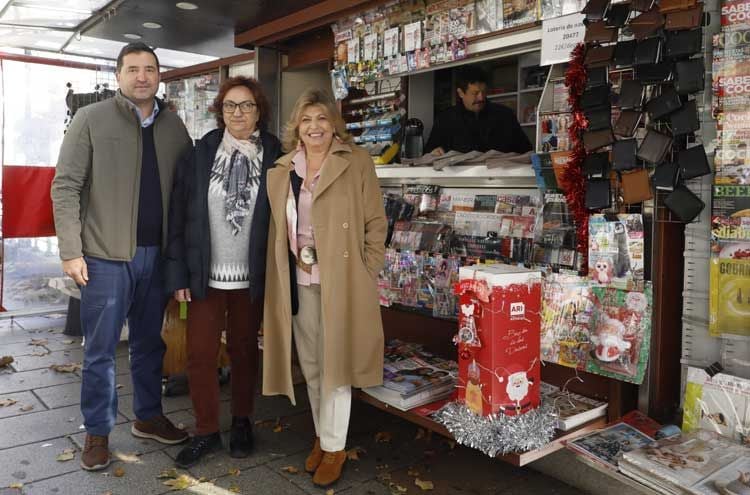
[619,430,750,495]
[566,422,654,471]
[540,382,608,431]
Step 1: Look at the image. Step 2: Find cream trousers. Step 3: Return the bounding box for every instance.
[293,284,351,452]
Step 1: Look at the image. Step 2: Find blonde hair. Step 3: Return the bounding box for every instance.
[281,89,352,152]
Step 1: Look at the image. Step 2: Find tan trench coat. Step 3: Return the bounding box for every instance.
[262,140,387,404]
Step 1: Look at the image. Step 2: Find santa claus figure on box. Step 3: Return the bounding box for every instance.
[496,364,535,415]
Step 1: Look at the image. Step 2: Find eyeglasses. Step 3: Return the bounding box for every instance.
[222,100,257,113]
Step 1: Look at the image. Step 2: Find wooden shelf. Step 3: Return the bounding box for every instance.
[355,389,608,467]
[375,163,538,188]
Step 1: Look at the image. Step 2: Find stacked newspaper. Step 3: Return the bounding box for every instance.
[363,339,457,411]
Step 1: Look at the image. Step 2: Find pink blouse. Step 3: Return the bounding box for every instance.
[287,149,322,286]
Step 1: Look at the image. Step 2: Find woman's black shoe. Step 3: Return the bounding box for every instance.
[230,416,254,458]
[175,432,222,468]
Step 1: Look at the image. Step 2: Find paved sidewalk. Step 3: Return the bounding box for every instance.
[0,314,585,495]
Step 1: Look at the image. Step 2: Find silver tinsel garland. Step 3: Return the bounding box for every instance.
[434,402,557,457]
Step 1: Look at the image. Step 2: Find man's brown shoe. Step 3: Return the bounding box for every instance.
[312,449,346,487]
[304,437,323,473]
[131,415,188,445]
[81,434,110,471]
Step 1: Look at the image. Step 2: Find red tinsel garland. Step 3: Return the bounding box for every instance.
[562,43,589,273]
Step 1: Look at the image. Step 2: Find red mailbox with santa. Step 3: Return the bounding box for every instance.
[455,264,543,417]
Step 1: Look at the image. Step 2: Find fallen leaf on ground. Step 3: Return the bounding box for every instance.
[388,482,407,493]
[0,398,18,407]
[346,446,365,461]
[325,490,335,495]
[62,339,76,345]
[113,451,140,463]
[50,363,81,373]
[113,467,125,477]
[408,468,420,477]
[162,474,197,490]
[374,431,392,443]
[157,468,179,479]
[415,478,434,490]
[376,463,390,470]
[56,448,76,462]
[377,472,392,482]
[9,482,23,489]
[0,356,14,367]
[31,350,50,356]
[254,419,275,427]
[228,485,240,493]
[20,404,34,412]
[29,339,48,346]
[227,467,240,476]
[280,465,299,474]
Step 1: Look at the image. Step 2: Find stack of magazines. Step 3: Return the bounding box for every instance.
[619,431,750,495]
[362,339,457,411]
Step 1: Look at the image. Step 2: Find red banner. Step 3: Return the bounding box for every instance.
[2,165,56,238]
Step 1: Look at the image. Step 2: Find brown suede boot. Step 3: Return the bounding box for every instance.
[304,437,323,473]
[312,449,346,487]
[131,415,188,445]
[80,434,110,471]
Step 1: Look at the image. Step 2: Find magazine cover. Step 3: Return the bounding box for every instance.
[475,0,498,33]
[621,431,749,491]
[540,273,595,369]
[382,356,456,396]
[709,241,750,337]
[503,0,539,28]
[723,0,750,31]
[695,456,750,495]
[585,283,653,384]
[567,422,654,469]
[588,214,646,291]
[712,185,750,241]
[683,367,750,445]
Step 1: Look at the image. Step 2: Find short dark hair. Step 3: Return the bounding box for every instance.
[116,42,159,73]
[210,76,271,131]
[456,65,489,91]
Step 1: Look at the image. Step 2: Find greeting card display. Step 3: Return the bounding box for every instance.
[454,264,543,417]
[588,214,645,291]
[585,284,653,384]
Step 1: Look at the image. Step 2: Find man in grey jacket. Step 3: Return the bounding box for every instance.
[51,42,193,471]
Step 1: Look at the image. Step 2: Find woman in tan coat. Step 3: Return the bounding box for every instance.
[262,89,387,487]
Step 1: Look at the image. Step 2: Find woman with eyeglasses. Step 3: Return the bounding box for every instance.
[165,76,281,467]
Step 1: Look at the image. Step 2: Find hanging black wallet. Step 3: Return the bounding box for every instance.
[587,66,609,88]
[634,37,662,65]
[674,59,705,95]
[646,87,682,119]
[583,0,610,21]
[664,185,705,222]
[614,110,643,136]
[678,144,711,179]
[581,85,611,109]
[652,162,680,190]
[637,62,673,83]
[586,178,612,209]
[584,151,611,177]
[614,40,637,67]
[612,138,639,170]
[637,129,673,164]
[583,128,616,152]
[586,106,613,130]
[664,29,702,59]
[670,99,700,136]
[618,80,645,108]
[606,3,632,27]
